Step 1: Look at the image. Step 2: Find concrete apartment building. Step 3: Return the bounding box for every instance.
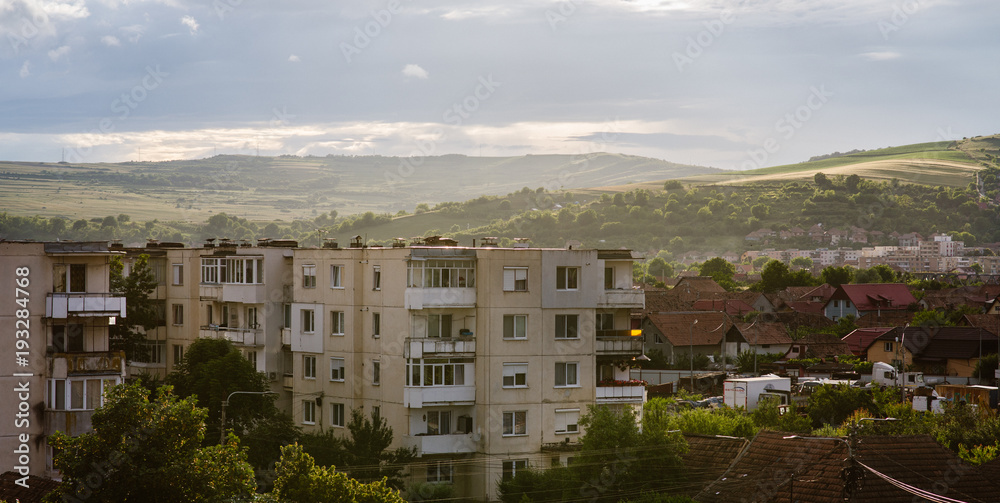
[285,238,645,500]
[0,242,127,479]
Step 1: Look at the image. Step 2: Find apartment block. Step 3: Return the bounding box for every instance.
[0,242,127,478]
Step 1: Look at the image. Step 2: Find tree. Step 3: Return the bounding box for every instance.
[700,257,736,284]
[270,444,404,503]
[814,172,833,190]
[757,260,790,292]
[752,255,771,269]
[663,180,684,190]
[790,256,813,270]
[109,254,160,363]
[845,174,861,192]
[820,265,854,287]
[647,257,674,279]
[45,383,256,503]
[339,408,416,490]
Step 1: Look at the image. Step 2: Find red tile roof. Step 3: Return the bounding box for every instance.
[734,322,793,346]
[842,327,895,356]
[0,472,59,503]
[833,283,917,312]
[644,312,735,346]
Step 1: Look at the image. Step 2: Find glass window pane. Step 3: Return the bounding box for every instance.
[86,379,102,409]
[70,380,84,409]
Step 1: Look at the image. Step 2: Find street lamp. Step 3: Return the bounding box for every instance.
[690,319,699,393]
[220,390,277,444]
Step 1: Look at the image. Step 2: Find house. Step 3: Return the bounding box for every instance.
[0,471,59,503]
[854,311,914,328]
[784,283,836,315]
[696,431,998,503]
[919,285,999,312]
[962,313,1000,337]
[842,327,895,357]
[691,298,755,315]
[782,333,852,361]
[865,326,998,377]
[641,312,739,365]
[823,283,917,321]
[675,435,748,497]
[727,322,794,356]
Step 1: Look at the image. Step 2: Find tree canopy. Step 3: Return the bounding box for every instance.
[109,254,160,362]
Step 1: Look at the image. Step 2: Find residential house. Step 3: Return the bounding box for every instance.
[842,327,895,357]
[641,312,739,365]
[727,322,794,357]
[865,326,998,377]
[823,283,917,321]
[782,333,852,361]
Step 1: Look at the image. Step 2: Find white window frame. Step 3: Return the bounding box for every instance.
[303,264,317,288]
[47,377,120,411]
[555,408,580,434]
[596,313,614,332]
[502,363,528,388]
[372,312,381,338]
[172,264,183,286]
[172,304,184,326]
[303,400,316,425]
[173,344,184,368]
[302,309,315,333]
[503,314,527,340]
[555,314,579,339]
[373,265,381,290]
[556,266,580,290]
[555,362,579,388]
[330,357,345,381]
[427,460,453,484]
[331,403,345,427]
[330,264,343,289]
[427,314,452,338]
[303,355,316,379]
[372,359,381,385]
[502,459,528,481]
[503,267,528,292]
[331,311,345,336]
[884,342,894,352]
[502,410,527,436]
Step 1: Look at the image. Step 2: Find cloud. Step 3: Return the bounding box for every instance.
[48,45,70,61]
[120,25,144,43]
[180,15,198,35]
[19,60,30,78]
[860,51,901,61]
[402,64,429,79]
[101,35,120,46]
[288,54,300,62]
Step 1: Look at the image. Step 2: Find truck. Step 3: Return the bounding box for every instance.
[870,362,925,389]
[723,375,792,411]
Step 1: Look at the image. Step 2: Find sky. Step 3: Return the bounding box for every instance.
[0,0,997,169]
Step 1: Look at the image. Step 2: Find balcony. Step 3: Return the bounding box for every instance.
[52,352,125,376]
[45,409,95,437]
[46,293,125,318]
[405,288,476,310]
[403,433,478,456]
[596,384,647,404]
[598,289,644,309]
[404,385,476,408]
[200,326,263,346]
[405,338,476,358]
[595,332,644,356]
[199,284,267,304]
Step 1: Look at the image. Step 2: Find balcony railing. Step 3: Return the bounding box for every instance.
[404,338,476,358]
[53,351,125,375]
[46,293,125,318]
[199,284,268,304]
[199,325,263,346]
[595,333,644,355]
[403,433,478,456]
[598,289,644,309]
[45,409,95,437]
[596,384,647,403]
[405,287,476,309]
[404,385,476,408]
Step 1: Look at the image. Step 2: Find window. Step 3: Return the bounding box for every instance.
[134,340,165,364]
[200,257,263,284]
[53,264,87,293]
[604,267,614,289]
[283,304,292,329]
[596,313,614,332]
[303,400,316,425]
[427,410,452,435]
[503,363,528,388]
[172,344,184,367]
[373,266,381,290]
[246,307,259,329]
[246,350,257,369]
[52,324,84,353]
[427,460,453,483]
[555,409,581,434]
[654,333,665,344]
[884,342,894,352]
[502,411,527,436]
[331,403,345,427]
[407,259,476,288]
[372,312,381,338]
[555,362,579,387]
[206,305,213,325]
[502,459,528,481]
[503,314,527,340]
[833,300,839,308]
[372,360,381,385]
[330,265,343,288]
[48,377,119,410]
[556,266,579,290]
[427,314,452,338]
[172,264,183,285]
[303,355,316,379]
[503,267,528,291]
[330,357,345,381]
[302,265,316,288]
[555,314,579,339]
[406,358,470,387]
[331,311,345,335]
[302,309,315,333]
[172,304,184,325]
[221,304,232,328]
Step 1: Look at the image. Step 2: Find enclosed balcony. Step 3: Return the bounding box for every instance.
[597,289,645,309]
[596,384,647,404]
[405,288,476,310]
[595,330,644,356]
[199,284,268,304]
[405,338,476,358]
[404,386,476,408]
[403,433,478,456]
[46,293,125,318]
[199,325,263,346]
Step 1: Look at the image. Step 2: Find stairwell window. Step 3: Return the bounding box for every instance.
[556,266,579,290]
[373,266,381,290]
[303,355,316,379]
[302,309,315,333]
[331,403,345,427]
[503,411,527,436]
[331,311,345,336]
[502,460,528,481]
[503,267,528,292]
[330,265,343,288]
[303,400,316,425]
[372,359,381,385]
[302,265,316,288]
[372,312,381,338]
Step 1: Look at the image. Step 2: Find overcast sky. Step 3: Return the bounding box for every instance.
[0,0,997,169]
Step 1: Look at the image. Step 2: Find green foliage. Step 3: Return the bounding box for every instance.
[958,443,1000,466]
[820,265,853,287]
[46,383,256,503]
[700,257,736,284]
[339,408,417,489]
[750,396,812,433]
[806,385,875,428]
[271,444,404,503]
[405,481,456,502]
[974,353,999,379]
[108,255,160,362]
[647,256,674,278]
[734,350,785,374]
[647,398,758,437]
[790,256,813,269]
